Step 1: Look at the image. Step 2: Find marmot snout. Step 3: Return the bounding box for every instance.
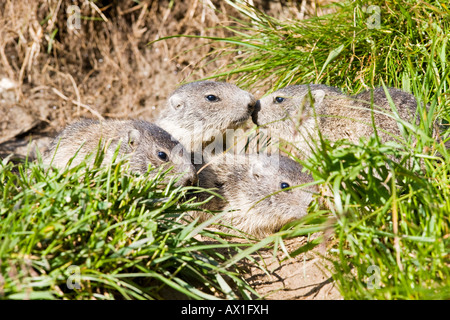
[157,81,257,153]
[193,153,317,238]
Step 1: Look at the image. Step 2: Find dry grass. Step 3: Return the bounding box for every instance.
[0,0,337,145]
[0,1,225,132]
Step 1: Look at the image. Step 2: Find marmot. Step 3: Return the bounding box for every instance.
[192,153,317,238]
[42,119,197,187]
[156,81,257,160]
[252,84,420,159]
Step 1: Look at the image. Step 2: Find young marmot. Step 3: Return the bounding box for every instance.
[253,84,421,159]
[157,81,257,162]
[42,119,197,186]
[193,153,317,238]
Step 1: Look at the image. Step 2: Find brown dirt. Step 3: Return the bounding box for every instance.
[0,0,341,300]
[243,237,342,300]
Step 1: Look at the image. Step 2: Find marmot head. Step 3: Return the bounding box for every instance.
[252,84,344,127]
[251,84,349,152]
[43,119,197,187]
[158,81,257,150]
[197,153,317,238]
[123,120,197,187]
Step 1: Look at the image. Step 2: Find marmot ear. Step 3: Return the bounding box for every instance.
[127,129,140,148]
[169,94,185,110]
[311,89,326,107]
[250,161,264,180]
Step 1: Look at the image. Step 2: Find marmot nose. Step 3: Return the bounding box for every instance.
[247,94,257,113]
[185,173,198,186]
[251,100,261,125]
[174,170,198,187]
[248,102,255,113]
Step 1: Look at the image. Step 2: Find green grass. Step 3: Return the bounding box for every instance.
[161,0,449,96]
[162,0,450,299]
[0,151,258,300]
[302,133,450,299]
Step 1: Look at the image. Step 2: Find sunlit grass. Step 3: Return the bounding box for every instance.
[0,151,258,300]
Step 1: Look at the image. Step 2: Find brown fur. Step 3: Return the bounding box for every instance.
[253,85,420,159]
[42,119,197,186]
[193,153,317,238]
[157,81,257,157]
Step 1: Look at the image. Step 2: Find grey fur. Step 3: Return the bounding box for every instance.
[193,153,317,238]
[42,119,197,186]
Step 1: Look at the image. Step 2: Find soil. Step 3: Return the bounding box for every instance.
[0,0,341,300]
[243,237,342,300]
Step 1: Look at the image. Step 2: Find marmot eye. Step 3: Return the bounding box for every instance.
[280,182,290,189]
[206,94,219,102]
[157,151,168,161]
[275,97,285,103]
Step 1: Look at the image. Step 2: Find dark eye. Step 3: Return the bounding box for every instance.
[280,182,290,189]
[206,95,219,102]
[157,151,168,161]
[275,97,285,103]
